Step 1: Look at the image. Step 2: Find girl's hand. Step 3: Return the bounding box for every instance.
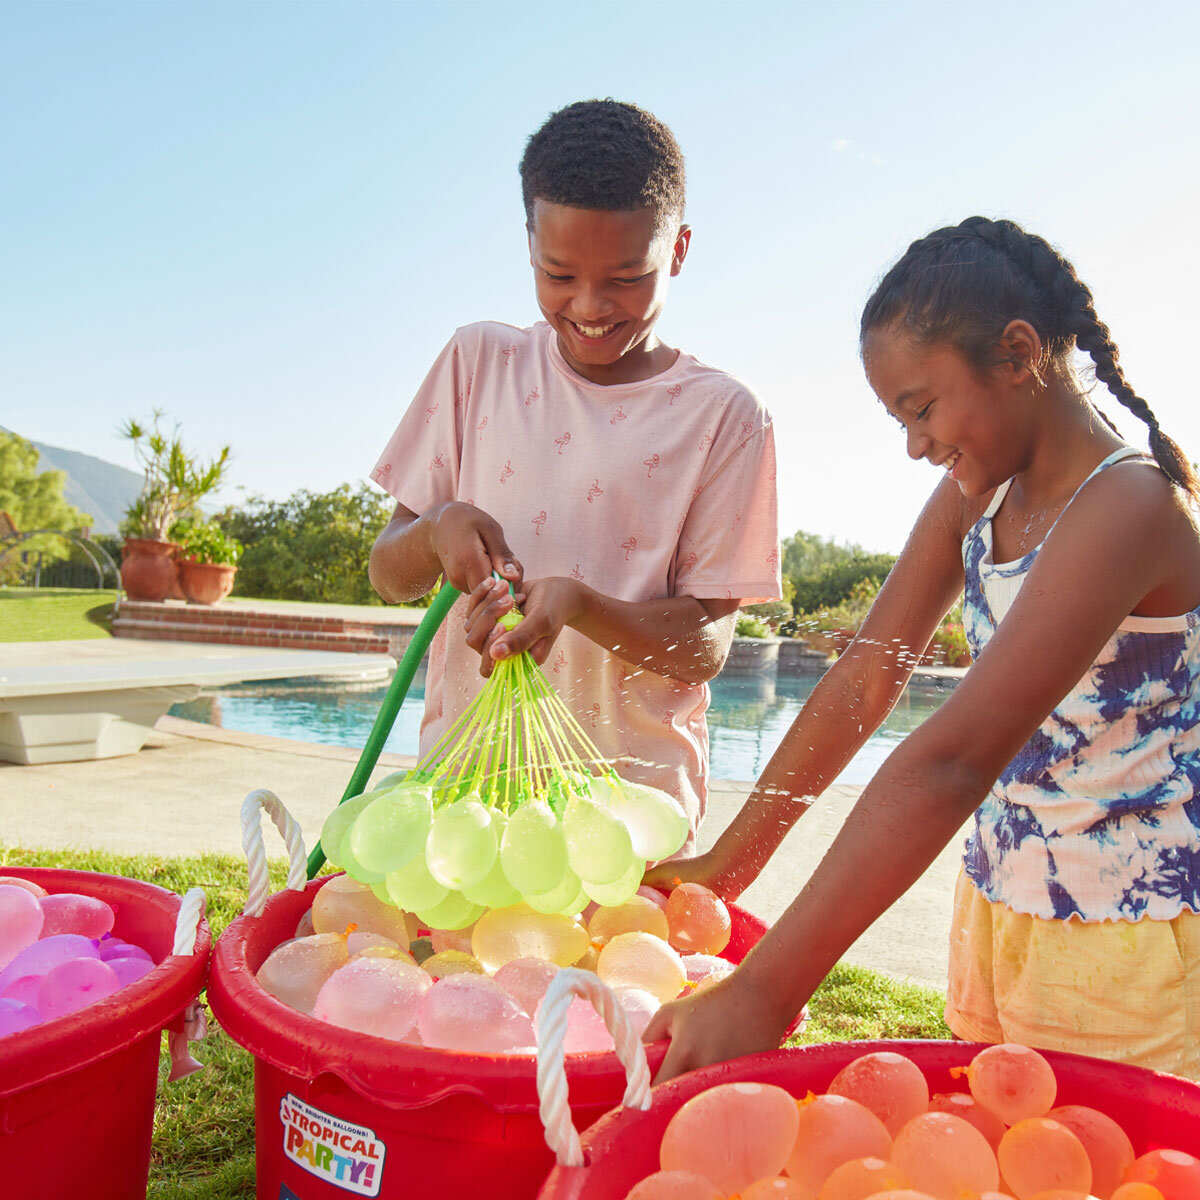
[427,501,523,594]
[463,577,527,674]
[643,969,793,1084]
[642,849,747,901]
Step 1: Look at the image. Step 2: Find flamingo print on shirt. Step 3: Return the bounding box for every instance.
[500,460,514,485]
[501,345,517,365]
[698,430,715,453]
[610,405,627,425]
[554,432,571,454]
[430,454,445,471]
[425,403,439,424]
[586,702,602,729]
[477,416,488,440]
[587,479,603,503]
[552,648,567,674]
[621,537,637,561]
[525,387,540,407]
[644,453,660,478]
[667,384,682,405]
[569,563,584,581]
[531,510,546,536]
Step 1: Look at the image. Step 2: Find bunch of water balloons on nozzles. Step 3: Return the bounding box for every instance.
[322,620,692,932]
[0,877,157,1039]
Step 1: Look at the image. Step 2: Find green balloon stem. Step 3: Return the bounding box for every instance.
[307,583,460,879]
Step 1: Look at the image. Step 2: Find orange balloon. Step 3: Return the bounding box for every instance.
[998,1118,1092,1199]
[785,1093,892,1196]
[1047,1105,1135,1198]
[1124,1149,1200,1200]
[827,1051,930,1137]
[1110,1183,1166,1200]
[890,1110,1000,1198]
[928,1091,1006,1150]
[818,1155,912,1200]
[624,1169,721,1199]
[659,1082,800,1196]
[967,1044,1057,1125]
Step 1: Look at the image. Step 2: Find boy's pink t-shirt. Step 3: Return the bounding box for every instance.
[371,320,780,853]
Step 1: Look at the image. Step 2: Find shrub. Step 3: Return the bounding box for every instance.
[735,614,771,638]
[173,520,243,566]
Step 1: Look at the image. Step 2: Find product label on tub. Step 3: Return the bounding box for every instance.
[279,1094,386,1196]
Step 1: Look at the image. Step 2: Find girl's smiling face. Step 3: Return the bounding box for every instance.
[528,199,689,385]
[863,324,1030,498]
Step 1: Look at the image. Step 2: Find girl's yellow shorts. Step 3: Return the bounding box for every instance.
[945,871,1200,1080]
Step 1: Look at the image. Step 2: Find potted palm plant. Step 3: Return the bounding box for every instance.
[173,520,243,605]
[119,411,231,602]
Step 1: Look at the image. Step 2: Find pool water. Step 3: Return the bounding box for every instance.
[169,666,955,786]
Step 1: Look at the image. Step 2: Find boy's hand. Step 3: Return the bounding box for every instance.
[463,576,587,678]
[642,970,791,1084]
[427,502,523,594]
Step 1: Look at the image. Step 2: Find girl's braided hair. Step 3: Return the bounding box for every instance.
[861,216,1199,499]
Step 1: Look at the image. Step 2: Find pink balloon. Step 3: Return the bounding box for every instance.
[0,875,48,898]
[0,934,97,993]
[1,974,44,1007]
[38,958,121,1020]
[98,938,154,964]
[108,957,155,986]
[0,885,45,970]
[0,998,43,1038]
[39,893,115,939]
[418,975,535,1054]
[637,885,669,910]
[493,957,559,1017]
[535,993,614,1054]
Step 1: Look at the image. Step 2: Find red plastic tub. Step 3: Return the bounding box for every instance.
[538,1038,1200,1199]
[207,875,769,1200]
[0,866,212,1200]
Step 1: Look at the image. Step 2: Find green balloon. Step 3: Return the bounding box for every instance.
[426,797,498,890]
[563,794,634,885]
[600,777,689,862]
[348,784,433,876]
[524,868,583,915]
[462,812,521,907]
[581,856,644,907]
[500,800,569,894]
[320,790,378,869]
[416,890,484,932]
[337,839,385,885]
[385,854,448,912]
[371,769,409,791]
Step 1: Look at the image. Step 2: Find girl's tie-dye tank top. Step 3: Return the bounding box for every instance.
[961,446,1200,921]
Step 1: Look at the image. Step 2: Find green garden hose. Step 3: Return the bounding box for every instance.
[306,584,460,877]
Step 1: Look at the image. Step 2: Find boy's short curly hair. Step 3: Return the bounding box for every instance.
[520,99,686,233]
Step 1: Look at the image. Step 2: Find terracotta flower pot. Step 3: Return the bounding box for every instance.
[120,537,180,602]
[177,560,237,605]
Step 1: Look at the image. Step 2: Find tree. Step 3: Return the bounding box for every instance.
[781,528,897,614]
[218,482,407,606]
[0,432,93,583]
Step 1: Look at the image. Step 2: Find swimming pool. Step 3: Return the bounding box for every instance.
[169,666,955,786]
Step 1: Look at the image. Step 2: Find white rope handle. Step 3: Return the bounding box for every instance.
[536,967,652,1167]
[241,788,309,918]
[171,887,207,955]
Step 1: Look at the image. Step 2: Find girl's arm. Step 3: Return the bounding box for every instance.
[645,463,1192,1081]
[463,573,741,684]
[645,477,971,897]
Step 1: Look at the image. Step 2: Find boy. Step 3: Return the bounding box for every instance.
[368,99,780,852]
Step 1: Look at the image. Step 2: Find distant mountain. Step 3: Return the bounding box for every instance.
[1,429,142,534]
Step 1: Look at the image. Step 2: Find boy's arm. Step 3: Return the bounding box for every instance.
[646,477,969,897]
[463,575,740,684]
[369,501,523,605]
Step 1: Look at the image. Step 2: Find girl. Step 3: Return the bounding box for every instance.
[645,216,1200,1081]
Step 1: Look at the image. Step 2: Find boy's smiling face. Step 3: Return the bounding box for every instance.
[528,199,690,385]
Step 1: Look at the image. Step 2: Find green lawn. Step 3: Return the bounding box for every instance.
[1,846,950,1198]
[0,587,116,641]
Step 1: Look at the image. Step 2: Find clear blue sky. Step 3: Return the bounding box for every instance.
[3,0,1197,552]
